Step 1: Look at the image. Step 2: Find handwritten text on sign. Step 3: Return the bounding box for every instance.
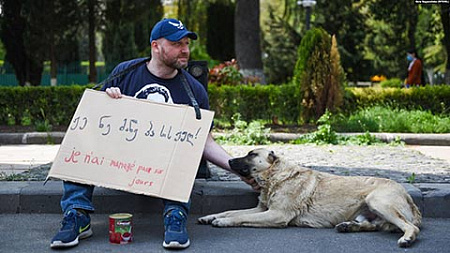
[70,114,203,145]
[63,148,165,188]
[47,89,214,202]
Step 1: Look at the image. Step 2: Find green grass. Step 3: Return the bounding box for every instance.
[290,111,402,146]
[212,106,448,146]
[331,106,450,133]
[0,172,28,181]
[213,106,448,146]
[214,113,271,145]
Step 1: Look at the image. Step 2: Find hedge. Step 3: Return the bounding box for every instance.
[0,84,449,128]
[208,83,300,124]
[344,86,450,114]
[0,85,88,127]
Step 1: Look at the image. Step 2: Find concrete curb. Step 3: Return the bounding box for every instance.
[341,133,450,146]
[267,133,450,146]
[0,132,65,145]
[0,132,450,145]
[0,132,448,218]
[0,180,258,215]
[0,180,449,218]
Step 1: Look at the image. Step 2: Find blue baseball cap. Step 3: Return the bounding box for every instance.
[150,18,198,42]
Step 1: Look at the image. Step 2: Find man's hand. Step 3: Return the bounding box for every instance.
[240,176,260,191]
[105,87,122,99]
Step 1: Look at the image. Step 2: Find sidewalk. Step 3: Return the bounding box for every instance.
[2,214,449,252]
[0,132,449,218]
[0,144,60,176]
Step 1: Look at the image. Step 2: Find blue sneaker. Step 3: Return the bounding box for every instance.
[50,209,93,248]
[163,209,190,249]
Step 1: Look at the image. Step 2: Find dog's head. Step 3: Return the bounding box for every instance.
[228,148,279,178]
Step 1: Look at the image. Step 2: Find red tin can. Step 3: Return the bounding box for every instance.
[109,213,133,244]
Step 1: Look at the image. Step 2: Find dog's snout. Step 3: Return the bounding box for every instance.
[229,158,251,177]
[240,167,250,176]
[228,158,238,170]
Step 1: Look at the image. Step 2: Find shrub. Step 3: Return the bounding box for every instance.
[0,85,88,127]
[209,59,243,85]
[291,111,383,145]
[308,110,338,144]
[208,83,300,125]
[262,10,301,84]
[343,85,450,114]
[293,28,345,123]
[380,78,403,88]
[214,113,271,145]
[0,84,448,132]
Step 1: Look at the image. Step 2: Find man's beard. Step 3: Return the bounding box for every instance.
[160,47,189,69]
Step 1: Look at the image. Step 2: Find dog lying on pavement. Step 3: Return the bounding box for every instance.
[198,148,422,248]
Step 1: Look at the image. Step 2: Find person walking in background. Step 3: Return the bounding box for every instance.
[405,49,423,88]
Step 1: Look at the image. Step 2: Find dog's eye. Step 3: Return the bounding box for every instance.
[248,153,257,157]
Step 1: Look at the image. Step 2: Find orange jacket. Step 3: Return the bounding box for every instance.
[407,59,422,85]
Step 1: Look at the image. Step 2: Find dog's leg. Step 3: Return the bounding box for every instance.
[198,204,266,225]
[211,209,292,228]
[365,191,420,248]
[335,220,378,232]
[335,215,379,232]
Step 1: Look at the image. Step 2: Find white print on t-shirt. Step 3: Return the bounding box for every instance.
[134,84,174,104]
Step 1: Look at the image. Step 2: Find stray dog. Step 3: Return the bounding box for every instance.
[198,148,421,248]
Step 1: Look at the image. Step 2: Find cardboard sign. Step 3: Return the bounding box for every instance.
[47,89,214,202]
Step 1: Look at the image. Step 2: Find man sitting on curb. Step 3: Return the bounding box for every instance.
[50,18,258,250]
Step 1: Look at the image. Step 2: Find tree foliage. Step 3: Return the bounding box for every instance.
[0,0,80,86]
[177,0,208,45]
[262,0,448,84]
[0,0,448,87]
[315,0,368,83]
[0,0,29,86]
[364,0,418,78]
[102,0,162,72]
[262,7,301,84]
[440,3,450,83]
[262,0,368,83]
[413,4,446,84]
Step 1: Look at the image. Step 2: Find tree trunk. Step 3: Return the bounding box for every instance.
[88,0,97,83]
[4,38,27,86]
[26,58,44,86]
[440,4,450,84]
[0,0,27,86]
[50,35,58,86]
[235,0,266,84]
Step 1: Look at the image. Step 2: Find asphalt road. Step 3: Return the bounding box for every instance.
[0,214,449,253]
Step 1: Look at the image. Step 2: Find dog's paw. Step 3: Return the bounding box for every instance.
[211,218,233,227]
[197,215,216,225]
[335,222,351,233]
[398,237,414,248]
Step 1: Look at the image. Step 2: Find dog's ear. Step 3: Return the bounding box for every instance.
[268,150,278,163]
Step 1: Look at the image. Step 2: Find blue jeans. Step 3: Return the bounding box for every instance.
[60,181,190,215]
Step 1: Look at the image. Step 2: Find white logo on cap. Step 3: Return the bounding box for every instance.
[168,21,184,30]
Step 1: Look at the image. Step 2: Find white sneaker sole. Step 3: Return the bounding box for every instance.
[163,239,190,249]
[50,228,93,248]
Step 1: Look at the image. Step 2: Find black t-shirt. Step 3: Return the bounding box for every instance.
[101,58,210,110]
